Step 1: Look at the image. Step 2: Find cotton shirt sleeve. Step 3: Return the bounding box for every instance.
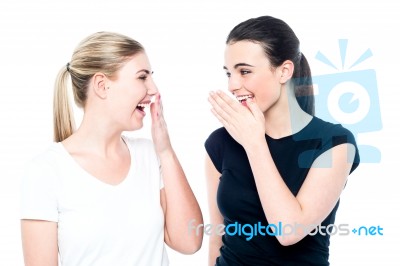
[20,158,59,222]
[204,128,226,173]
[313,123,360,174]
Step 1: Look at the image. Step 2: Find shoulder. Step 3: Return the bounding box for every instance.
[207,127,229,138]
[122,135,154,149]
[204,127,231,154]
[121,135,158,159]
[306,116,356,145]
[204,128,229,173]
[22,142,64,184]
[26,142,64,170]
[309,117,360,173]
[205,127,231,145]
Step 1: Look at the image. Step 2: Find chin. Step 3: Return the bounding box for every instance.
[131,119,145,131]
[126,124,143,132]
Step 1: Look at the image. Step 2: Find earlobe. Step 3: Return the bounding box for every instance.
[92,72,108,99]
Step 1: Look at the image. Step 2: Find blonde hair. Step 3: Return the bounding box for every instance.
[53,32,144,142]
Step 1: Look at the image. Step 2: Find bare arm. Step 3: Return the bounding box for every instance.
[151,93,203,254]
[205,154,224,266]
[246,142,355,245]
[159,150,203,254]
[21,220,58,266]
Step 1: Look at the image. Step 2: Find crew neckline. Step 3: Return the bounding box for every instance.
[265,116,315,141]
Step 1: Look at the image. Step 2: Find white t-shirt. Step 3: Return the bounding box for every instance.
[20,136,169,266]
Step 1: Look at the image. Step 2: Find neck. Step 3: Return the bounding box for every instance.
[64,110,125,158]
[264,84,312,139]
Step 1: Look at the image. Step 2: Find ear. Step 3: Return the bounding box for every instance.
[279,60,294,84]
[91,72,109,99]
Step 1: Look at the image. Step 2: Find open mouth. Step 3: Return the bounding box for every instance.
[236,95,254,103]
[136,101,151,112]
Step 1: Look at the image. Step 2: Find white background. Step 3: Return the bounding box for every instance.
[1,0,399,265]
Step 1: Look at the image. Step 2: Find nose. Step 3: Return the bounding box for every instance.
[228,74,242,94]
[146,78,158,95]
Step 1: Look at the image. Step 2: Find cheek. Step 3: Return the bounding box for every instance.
[249,75,276,97]
[253,80,281,107]
[131,83,147,97]
[123,85,146,103]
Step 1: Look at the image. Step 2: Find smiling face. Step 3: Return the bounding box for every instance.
[107,52,158,131]
[224,40,284,113]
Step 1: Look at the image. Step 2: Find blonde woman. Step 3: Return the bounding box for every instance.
[21,32,203,265]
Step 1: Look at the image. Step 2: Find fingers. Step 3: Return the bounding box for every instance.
[208,91,242,116]
[208,92,235,125]
[208,90,262,122]
[208,90,265,133]
[208,91,245,126]
[246,98,264,120]
[210,106,230,129]
[150,93,162,120]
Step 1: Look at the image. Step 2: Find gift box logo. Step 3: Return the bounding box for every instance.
[312,39,382,163]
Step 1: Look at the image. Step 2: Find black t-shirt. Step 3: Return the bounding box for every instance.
[205,116,360,266]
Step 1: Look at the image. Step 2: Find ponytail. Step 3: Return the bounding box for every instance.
[53,66,75,142]
[293,53,315,116]
[51,32,145,142]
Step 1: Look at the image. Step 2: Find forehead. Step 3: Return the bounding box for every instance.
[224,40,268,67]
[119,52,151,73]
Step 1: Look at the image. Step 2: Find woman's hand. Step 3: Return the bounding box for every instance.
[151,93,204,254]
[150,93,173,155]
[208,90,265,149]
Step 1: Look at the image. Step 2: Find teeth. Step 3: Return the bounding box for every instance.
[137,102,150,109]
[236,95,254,102]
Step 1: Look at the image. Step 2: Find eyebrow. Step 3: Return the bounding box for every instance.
[223,63,255,70]
[136,69,153,74]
